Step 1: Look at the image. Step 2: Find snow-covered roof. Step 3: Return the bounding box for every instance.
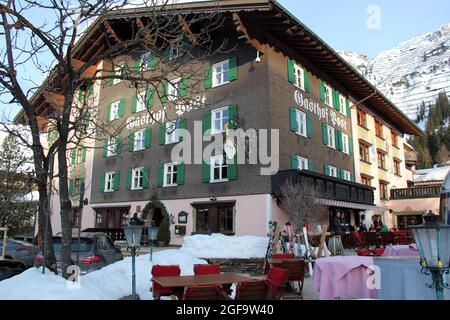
[414,166,450,183]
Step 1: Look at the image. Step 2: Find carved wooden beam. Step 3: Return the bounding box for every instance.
[136,17,157,47]
[43,91,65,110]
[178,15,196,44]
[104,20,122,43]
[36,116,48,132]
[232,13,266,53]
[71,58,98,79]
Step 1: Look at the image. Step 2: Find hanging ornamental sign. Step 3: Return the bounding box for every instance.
[294,90,348,131]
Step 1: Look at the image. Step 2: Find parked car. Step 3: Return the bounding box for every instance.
[0,238,39,267]
[33,232,123,275]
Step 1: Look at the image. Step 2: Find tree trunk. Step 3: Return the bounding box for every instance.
[37,183,57,272]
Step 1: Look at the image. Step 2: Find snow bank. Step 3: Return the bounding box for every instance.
[0,249,206,300]
[180,233,269,259]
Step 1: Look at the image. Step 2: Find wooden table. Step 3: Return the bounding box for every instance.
[152,273,259,300]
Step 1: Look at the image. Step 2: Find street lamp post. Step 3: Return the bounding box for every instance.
[410,211,450,300]
[123,225,143,300]
[147,226,159,262]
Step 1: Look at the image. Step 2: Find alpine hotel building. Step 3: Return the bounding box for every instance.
[20,0,423,244]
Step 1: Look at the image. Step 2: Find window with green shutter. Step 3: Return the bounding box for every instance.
[116,135,123,155]
[178,119,187,142]
[346,100,351,117]
[105,104,111,123]
[84,112,90,129]
[289,107,298,133]
[118,100,125,118]
[142,167,150,189]
[100,173,105,192]
[102,139,108,158]
[176,162,185,185]
[134,57,142,72]
[204,66,213,89]
[128,132,135,152]
[227,156,237,180]
[291,154,298,170]
[81,147,87,163]
[308,160,314,171]
[323,164,330,176]
[306,115,312,138]
[304,71,311,93]
[69,179,74,196]
[126,169,132,190]
[349,136,353,155]
[319,80,326,102]
[203,111,211,134]
[322,123,328,145]
[144,128,152,148]
[156,164,164,187]
[113,171,120,191]
[287,59,295,84]
[228,57,238,81]
[228,105,238,129]
[336,130,343,151]
[147,89,154,108]
[180,77,189,97]
[159,124,166,145]
[70,149,76,165]
[160,83,168,103]
[202,160,210,183]
[131,95,137,113]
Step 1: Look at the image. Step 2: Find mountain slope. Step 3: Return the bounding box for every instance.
[338,23,450,120]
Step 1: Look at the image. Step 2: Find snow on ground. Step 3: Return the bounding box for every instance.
[0,234,267,299]
[180,233,269,259]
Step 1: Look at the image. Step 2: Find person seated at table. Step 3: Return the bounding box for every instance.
[380,224,389,232]
[358,222,367,232]
[369,224,375,232]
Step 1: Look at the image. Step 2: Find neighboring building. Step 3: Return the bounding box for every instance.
[389,166,450,229]
[15,0,422,244]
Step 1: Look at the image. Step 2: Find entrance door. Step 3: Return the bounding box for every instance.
[193,202,235,235]
[95,208,130,229]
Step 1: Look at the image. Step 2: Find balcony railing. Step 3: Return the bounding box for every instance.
[390,185,441,200]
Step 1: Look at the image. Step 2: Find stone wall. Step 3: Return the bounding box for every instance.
[204,258,266,276]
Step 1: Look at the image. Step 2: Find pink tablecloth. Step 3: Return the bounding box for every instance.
[382,244,418,257]
[312,256,376,300]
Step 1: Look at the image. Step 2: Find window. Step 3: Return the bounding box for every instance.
[105,172,115,192]
[328,165,337,178]
[131,168,144,190]
[107,137,118,157]
[169,39,183,61]
[296,156,309,170]
[324,83,333,107]
[342,133,349,154]
[167,78,181,101]
[140,52,155,70]
[110,100,121,121]
[379,181,389,200]
[377,151,386,170]
[393,159,401,176]
[357,108,367,128]
[96,212,103,227]
[293,63,305,91]
[219,207,234,233]
[73,178,81,195]
[211,107,229,134]
[212,60,229,88]
[295,110,307,137]
[327,125,335,149]
[136,91,147,112]
[211,155,228,182]
[342,170,351,181]
[113,66,122,85]
[391,130,398,147]
[165,121,180,144]
[339,94,347,116]
[361,175,372,186]
[359,142,370,163]
[164,162,178,187]
[375,120,383,138]
[134,129,145,151]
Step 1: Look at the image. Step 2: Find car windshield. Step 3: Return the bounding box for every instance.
[52,238,93,252]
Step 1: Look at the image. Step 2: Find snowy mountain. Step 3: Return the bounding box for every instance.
[338,23,450,120]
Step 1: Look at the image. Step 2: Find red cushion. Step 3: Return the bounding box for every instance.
[357,248,371,256]
[267,267,288,286]
[151,265,181,296]
[371,248,385,256]
[193,264,221,275]
[272,253,294,259]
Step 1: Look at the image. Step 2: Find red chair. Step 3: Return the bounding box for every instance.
[235,280,269,300]
[357,248,371,256]
[265,267,288,300]
[272,253,294,259]
[371,248,385,256]
[151,265,181,300]
[193,264,221,275]
[183,285,225,300]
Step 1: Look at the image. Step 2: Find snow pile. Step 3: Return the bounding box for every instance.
[180,233,269,259]
[0,249,206,300]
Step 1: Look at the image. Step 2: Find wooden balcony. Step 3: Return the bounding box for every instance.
[390,185,441,200]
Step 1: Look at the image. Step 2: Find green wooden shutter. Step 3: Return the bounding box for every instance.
[289,107,298,133]
[287,59,295,84]
[338,169,343,180]
[148,52,157,69]
[105,104,111,123]
[204,66,212,89]
[134,56,142,72]
[180,77,189,97]
[143,167,150,189]
[118,100,125,118]
[228,104,238,129]
[70,149,76,165]
[304,71,310,93]
[131,95,137,113]
[333,89,340,111]
[308,160,314,171]
[69,179,74,196]
[319,80,326,102]
[324,164,330,176]
[176,162,185,185]
[202,160,210,183]
[80,177,85,194]
[102,139,108,158]
[87,83,93,96]
[84,112,90,129]
[81,147,87,163]
[156,164,164,187]
[113,171,120,191]
[349,137,353,155]
[78,87,85,102]
[306,115,312,138]
[346,99,351,116]
[291,154,298,170]
[160,83,167,104]
[322,123,328,145]
[228,57,238,81]
[147,89,154,108]
[116,135,123,155]
[100,173,105,192]
[228,156,237,180]
[336,130,343,151]
[351,172,355,182]
[126,168,132,190]
[178,119,187,142]
[128,132,135,152]
[47,128,52,142]
[144,128,152,148]
[203,111,211,134]
[108,72,114,86]
[159,124,166,145]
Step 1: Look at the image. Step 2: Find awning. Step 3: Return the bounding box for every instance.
[318,198,388,211]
